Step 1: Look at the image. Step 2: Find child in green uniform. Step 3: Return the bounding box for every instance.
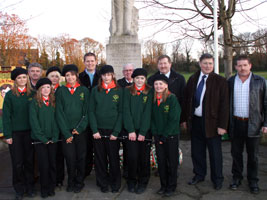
[2,68,35,200]
[46,66,65,187]
[29,78,59,198]
[55,64,89,193]
[89,65,122,193]
[123,68,152,194]
[151,74,181,197]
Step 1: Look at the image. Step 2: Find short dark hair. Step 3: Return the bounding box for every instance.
[84,52,97,62]
[199,53,214,62]
[235,55,251,65]
[157,55,171,64]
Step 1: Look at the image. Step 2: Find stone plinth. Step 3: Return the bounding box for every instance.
[106,35,142,79]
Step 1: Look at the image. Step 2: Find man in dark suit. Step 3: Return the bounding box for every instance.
[117,63,135,178]
[181,53,229,190]
[79,52,100,177]
[228,55,267,194]
[148,55,186,107]
[117,63,134,87]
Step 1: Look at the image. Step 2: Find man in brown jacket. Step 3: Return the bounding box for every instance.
[181,53,229,190]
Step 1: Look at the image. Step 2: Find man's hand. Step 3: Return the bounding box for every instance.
[137,135,145,142]
[6,138,12,145]
[217,128,227,135]
[262,127,267,134]
[181,122,187,129]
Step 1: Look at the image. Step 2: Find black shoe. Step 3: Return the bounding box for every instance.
[27,189,35,198]
[101,187,109,193]
[41,193,49,198]
[214,184,222,190]
[111,189,119,193]
[56,182,63,187]
[74,183,84,193]
[135,186,146,194]
[48,191,55,196]
[66,185,74,192]
[156,187,165,195]
[128,185,135,193]
[188,177,204,185]
[249,183,259,194]
[229,179,241,190]
[164,190,174,197]
[15,193,23,200]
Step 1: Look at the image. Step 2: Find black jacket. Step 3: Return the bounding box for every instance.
[117,77,133,88]
[148,69,186,106]
[79,70,100,91]
[228,73,267,137]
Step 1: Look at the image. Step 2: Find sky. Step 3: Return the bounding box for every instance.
[1,0,267,58]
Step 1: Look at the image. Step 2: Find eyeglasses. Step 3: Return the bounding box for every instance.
[123,69,133,72]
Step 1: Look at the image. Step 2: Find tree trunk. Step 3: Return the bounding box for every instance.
[223,44,233,79]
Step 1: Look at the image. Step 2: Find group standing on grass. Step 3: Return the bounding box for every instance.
[2,53,267,200]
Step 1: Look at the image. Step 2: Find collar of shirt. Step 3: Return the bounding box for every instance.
[125,78,133,84]
[236,72,252,84]
[160,71,171,78]
[197,71,209,85]
[85,69,95,76]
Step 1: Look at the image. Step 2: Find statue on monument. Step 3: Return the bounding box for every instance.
[110,0,138,36]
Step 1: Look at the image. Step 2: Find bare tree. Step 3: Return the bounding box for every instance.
[138,0,267,78]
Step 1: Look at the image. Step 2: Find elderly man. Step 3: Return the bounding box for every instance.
[228,55,267,194]
[182,53,229,190]
[28,63,43,90]
[79,52,100,177]
[117,63,135,87]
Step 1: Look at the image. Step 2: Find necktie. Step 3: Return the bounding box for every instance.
[70,87,74,95]
[156,94,162,106]
[194,75,206,108]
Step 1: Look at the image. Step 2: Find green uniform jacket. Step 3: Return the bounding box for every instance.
[55,86,89,139]
[151,93,181,137]
[123,88,152,136]
[89,87,123,137]
[2,90,34,139]
[30,98,59,143]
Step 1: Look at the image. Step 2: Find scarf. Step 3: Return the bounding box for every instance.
[66,82,80,95]
[18,87,26,96]
[135,84,145,96]
[42,96,49,106]
[101,80,116,94]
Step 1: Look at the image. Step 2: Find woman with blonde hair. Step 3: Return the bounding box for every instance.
[30,78,59,198]
[2,68,35,200]
[151,74,181,197]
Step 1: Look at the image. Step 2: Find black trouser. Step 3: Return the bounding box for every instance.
[8,130,34,195]
[231,118,260,184]
[126,133,151,188]
[155,135,179,192]
[62,132,87,188]
[85,128,94,176]
[35,142,57,194]
[94,129,121,191]
[56,134,65,184]
[191,115,223,186]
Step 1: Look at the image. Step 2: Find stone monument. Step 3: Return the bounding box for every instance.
[106,0,142,78]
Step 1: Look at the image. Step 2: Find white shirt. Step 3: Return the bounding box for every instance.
[161,71,171,78]
[233,73,251,118]
[194,72,209,117]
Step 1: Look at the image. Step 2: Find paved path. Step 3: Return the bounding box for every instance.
[0,140,267,200]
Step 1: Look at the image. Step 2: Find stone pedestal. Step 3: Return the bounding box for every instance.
[106,35,142,79]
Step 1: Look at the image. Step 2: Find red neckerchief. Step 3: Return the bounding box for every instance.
[135,84,145,96]
[42,96,49,106]
[101,80,116,94]
[18,87,26,96]
[53,83,59,91]
[66,82,80,95]
[156,94,162,106]
[156,91,171,106]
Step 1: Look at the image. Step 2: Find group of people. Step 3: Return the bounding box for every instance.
[2,52,267,200]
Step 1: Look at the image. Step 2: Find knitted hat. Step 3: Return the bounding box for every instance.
[11,67,27,80]
[36,78,52,90]
[131,68,147,78]
[100,65,114,75]
[153,74,169,85]
[46,66,61,76]
[62,64,78,76]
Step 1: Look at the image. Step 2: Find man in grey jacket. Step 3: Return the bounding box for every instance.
[228,55,267,194]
